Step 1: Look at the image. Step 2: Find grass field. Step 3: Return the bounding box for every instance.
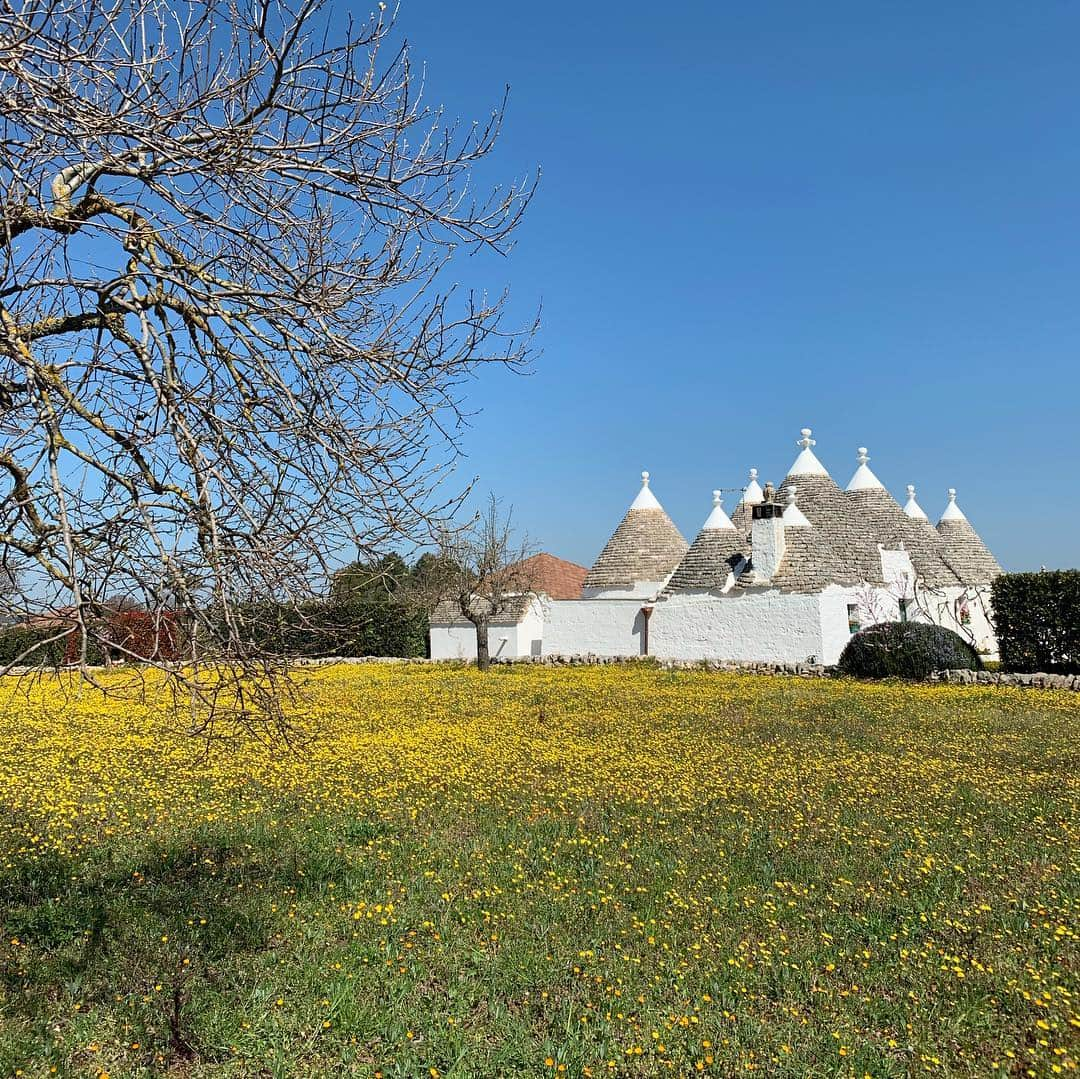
[0,664,1077,1078]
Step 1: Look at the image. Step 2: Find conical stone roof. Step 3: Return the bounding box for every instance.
[936,490,1002,584]
[665,530,745,592]
[846,485,961,588]
[773,471,865,585]
[834,449,960,588]
[735,484,853,594]
[665,493,746,593]
[583,472,688,591]
[769,520,853,592]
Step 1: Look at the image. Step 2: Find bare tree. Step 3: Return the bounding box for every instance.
[419,495,534,671]
[0,0,536,728]
[0,555,20,621]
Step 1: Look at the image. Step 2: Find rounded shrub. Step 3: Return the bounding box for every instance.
[837,621,982,681]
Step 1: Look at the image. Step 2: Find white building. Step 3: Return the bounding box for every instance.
[430,428,1002,665]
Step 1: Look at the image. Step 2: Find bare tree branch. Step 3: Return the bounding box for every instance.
[0,0,538,733]
[413,494,535,671]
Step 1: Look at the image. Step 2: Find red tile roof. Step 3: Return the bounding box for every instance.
[517,553,587,600]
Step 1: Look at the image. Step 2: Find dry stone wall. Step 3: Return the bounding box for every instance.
[6,653,1079,690]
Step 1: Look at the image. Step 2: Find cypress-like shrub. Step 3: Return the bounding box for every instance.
[991,571,1080,674]
[838,621,982,681]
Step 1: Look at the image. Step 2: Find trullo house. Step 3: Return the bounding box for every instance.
[429,428,1002,664]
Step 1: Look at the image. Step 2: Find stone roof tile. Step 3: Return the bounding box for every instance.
[430,593,533,626]
[583,507,688,590]
[847,487,962,589]
[937,518,1003,584]
[664,529,747,592]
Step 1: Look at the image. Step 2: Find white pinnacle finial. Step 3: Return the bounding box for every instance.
[789,427,829,477]
[939,486,967,523]
[846,444,883,492]
[630,469,662,510]
[703,488,734,530]
[783,483,811,527]
[903,483,928,520]
[741,467,764,505]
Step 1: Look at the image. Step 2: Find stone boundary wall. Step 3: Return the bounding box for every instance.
[4,652,1078,690]
[491,654,832,677]
[928,668,1080,690]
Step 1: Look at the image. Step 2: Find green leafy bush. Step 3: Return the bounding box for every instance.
[991,571,1080,674]
[838,621,982,681]
[0,626,68,667]
[232,598,427,660]
[0,625,105,668]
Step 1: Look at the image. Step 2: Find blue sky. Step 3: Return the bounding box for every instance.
[380,1,1079,571]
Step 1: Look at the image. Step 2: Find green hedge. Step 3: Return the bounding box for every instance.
[0,625,105,668]
[991,571,1080,674]
[838,621,982,681]
[230,598,428,659]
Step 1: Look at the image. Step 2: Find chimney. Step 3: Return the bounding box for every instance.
[751,496,785,582]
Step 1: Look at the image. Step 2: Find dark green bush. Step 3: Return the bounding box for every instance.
[231,597,427,660]
[838,621,982,681]
[991,571,1080,674]
[0,625,105,668]
[0,626,68,667]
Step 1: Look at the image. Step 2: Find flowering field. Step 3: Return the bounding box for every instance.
[1,665,1077,1078]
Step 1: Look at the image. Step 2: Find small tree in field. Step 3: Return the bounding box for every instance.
[423,496,534,671]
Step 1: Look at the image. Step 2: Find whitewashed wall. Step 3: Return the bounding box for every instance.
[518,601,546,657]
[431,579,999,665]
[932,585,999,659]
[819,585,871,665]
[650,590,825,663]
[429,598,545,660]
[543,598,647,656]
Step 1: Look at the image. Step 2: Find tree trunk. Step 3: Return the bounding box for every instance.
[474,618,490,671]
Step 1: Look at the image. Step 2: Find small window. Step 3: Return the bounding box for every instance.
[898,598,909,623]
[847,604,860,635]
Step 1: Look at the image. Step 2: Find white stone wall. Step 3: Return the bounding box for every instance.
[518,600,546,657]
[431,579,1000,665]
[929,584,999,659]
[429,597,546,660]
[543,598,648,656]
[819,585,861,665]
[649,590,825,663]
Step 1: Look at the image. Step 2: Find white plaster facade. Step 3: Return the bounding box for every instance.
[430,596,545,661]
[430,582,969,667]
[649,589,824,663]
[544,598,649,656]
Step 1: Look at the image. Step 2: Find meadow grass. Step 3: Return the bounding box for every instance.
[0,664,1077,1077]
